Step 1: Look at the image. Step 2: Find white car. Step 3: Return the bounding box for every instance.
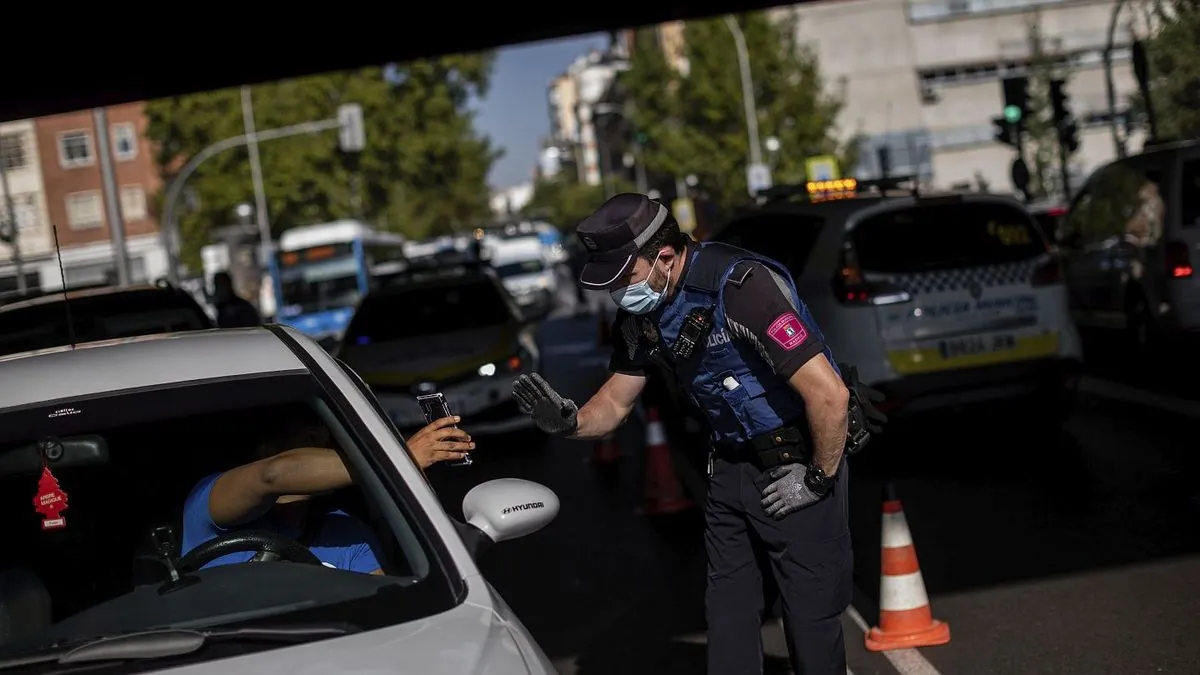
[0,327,558,674]
[488,237,558,318]
[336,266,539,435]
[712,186,1084,424]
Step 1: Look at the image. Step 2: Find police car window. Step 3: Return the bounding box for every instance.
[345,280,512,342]
[713,214,823,272]
[1182,159,1200,228]
[851,202,1045,274]
[494,260,545,277]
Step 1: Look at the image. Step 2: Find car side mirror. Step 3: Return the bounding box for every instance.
[460,479,559,557]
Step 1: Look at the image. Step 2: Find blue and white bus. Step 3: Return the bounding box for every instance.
[270,220,407,343]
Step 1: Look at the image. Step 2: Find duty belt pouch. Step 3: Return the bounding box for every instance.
[749,426,807,470]
[845,395,870,455]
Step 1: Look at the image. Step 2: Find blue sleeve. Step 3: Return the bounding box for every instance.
[180,473,225,556]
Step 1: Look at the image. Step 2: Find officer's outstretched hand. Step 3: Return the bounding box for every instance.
[760,464,822,520]
[513,373,579,436]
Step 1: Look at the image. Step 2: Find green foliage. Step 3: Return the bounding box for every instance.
[620,11,846,216]
[1142,1,1200,142]
[521,175,634,231]
[145,55,500,271]
[1022,14,1076,200]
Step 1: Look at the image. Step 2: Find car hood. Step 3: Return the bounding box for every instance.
[500,273,548,295]
[341,325,521,387]
[158,584,552,675]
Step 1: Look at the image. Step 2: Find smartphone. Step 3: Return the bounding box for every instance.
[416,392,472,467]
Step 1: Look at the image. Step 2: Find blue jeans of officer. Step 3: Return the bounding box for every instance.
[705,453,852,675]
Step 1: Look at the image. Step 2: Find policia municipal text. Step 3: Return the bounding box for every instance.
[513,193,886,675]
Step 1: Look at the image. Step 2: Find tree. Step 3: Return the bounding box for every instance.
[521,174,633,230]
[1141,0,1200,142]
[620,11,848,216]
[1022,13,1077,200]
[145,55,500,271]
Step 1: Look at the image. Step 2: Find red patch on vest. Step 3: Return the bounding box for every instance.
[767,313,808,351]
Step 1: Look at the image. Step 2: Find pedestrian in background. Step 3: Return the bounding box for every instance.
[512,193,886,675]
[212,271,261,329]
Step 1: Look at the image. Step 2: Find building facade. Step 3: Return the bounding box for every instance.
[29,102,169,290]
[788,0,1146,196]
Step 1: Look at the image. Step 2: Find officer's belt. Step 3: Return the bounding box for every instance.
[711,425,811,470]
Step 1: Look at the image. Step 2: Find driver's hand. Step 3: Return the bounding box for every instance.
[406,416,474,469]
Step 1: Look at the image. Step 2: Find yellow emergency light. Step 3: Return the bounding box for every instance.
[806,178,858,202]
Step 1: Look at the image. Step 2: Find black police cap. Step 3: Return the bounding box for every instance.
[575,193,669,289]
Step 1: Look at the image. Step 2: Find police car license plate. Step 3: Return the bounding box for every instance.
[937,333,1016,359]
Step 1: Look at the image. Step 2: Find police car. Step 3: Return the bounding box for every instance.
[711,178,1084,424]
[335,263,539,435]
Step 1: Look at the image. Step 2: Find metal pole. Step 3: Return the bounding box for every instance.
[725,15,763,167]
[241,86,272,264]
[159,118,342,284]
[1104,0,1128,158]
[92,107,131,287]
[0,152,26,293]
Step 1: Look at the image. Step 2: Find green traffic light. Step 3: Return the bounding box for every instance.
[1003,105,1022,123]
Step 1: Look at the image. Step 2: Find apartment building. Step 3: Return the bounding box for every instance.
[789,0,1146,194]
[34,102,170,289]
[0,120,51,291]
[544,44,631,188]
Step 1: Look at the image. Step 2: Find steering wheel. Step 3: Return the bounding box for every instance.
[177,530,323,572]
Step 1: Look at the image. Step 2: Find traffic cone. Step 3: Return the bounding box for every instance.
[590,433,620,464]
[865,483,951,652]
[640,407,694,516]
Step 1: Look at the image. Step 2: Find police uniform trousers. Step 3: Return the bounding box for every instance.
[705,452,852,675]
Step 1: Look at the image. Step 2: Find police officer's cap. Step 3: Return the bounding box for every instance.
[575,193,669,289]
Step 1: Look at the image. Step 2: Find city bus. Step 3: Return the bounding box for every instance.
[270,220,408,344]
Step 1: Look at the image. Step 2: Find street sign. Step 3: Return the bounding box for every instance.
[337,103,365,153]
[805,155,840,182]
[673,198,696,234]
[746,162,773,197]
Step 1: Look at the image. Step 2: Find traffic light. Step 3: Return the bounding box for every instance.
[1001,76,1030,129]
[993,116,1018,148]
[1049,79,1080,155]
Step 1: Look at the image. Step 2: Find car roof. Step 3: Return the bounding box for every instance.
[0,328,307,411]
[0,284,185,312]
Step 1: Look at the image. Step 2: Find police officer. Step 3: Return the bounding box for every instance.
[512,193,886,675]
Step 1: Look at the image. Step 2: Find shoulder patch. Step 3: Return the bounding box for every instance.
[726,261,756,288]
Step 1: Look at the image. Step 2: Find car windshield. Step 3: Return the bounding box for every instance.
[0,373,454,661]
[851,201,1047,273]
[345,279,513,342]
[0,292,211,357]
[494,260,545,278]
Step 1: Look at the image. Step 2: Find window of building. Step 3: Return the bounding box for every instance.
[0,134,26,171]
[0,194,37,236]
[853,130,934,181]
[120,185,147,221]
[111,122,138,161]
[59,131,94,169]
[66,191,104,230]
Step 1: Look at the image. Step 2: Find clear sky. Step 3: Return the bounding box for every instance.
[473,33,610,190]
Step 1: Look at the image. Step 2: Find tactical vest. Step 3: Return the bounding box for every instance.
[636,242,840,447]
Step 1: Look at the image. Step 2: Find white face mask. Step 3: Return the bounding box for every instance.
[610,252,671,315]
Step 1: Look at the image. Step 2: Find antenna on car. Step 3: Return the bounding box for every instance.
[51,224,77,349]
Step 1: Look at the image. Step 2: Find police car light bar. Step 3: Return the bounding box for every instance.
[759,175,920,205]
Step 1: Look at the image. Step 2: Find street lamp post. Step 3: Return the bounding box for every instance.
[725,16,764,171]
[240,86,272,265]
[1104,0,1130,158]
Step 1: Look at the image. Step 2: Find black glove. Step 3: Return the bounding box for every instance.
[839,363,887,435]
[512,373,579,436]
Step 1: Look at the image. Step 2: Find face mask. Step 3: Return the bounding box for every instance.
[611,252,671,315]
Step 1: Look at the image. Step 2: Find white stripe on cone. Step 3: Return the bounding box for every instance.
[882,511,914,549]
[879,571,932,612]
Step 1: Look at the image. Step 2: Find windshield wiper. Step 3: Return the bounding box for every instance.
[0,624,357,670]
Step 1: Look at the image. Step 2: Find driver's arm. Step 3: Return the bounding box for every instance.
[208,447,353,527]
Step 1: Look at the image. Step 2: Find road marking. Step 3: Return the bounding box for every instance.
[845,605,942,675]
[1078,376,1200,419]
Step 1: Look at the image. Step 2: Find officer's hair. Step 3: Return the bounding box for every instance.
[635,214,689,261]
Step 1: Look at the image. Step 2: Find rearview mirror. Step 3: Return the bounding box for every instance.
[462,478,559,549]
[0,435,109,478]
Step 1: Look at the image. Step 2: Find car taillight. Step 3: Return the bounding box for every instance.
[506,355,523,372]
[1166,240,1193,278]
[1031,257,1062,286]
[832,247,912,306]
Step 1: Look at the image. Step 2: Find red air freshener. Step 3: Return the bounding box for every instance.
[32,466,68,530]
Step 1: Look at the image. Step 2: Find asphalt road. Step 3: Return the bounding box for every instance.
[426,290,1200,674]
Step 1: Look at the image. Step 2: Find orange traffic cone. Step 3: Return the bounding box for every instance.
[590,434,620,464]
[865,483,951,651]
[640,407,694,516]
